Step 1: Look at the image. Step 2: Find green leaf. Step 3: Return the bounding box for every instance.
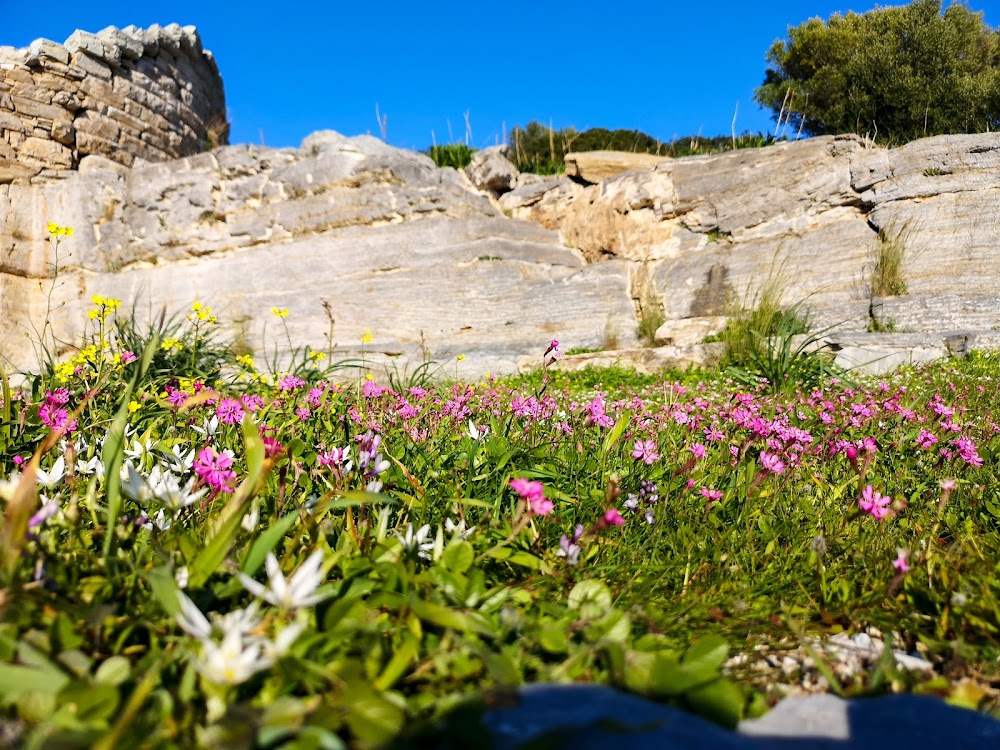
[408,596,494,636]
[145,565,180,617]
[59,680,120,722]
[242,510,300,576]
[441,540,474,573]
[601,411,632,456]
[0,663,70,696]
[682,635,730,682]
[567,579,612,616]
[94,656,131,687]
[372,636,419,692]
[685,678,745,729]
[538,625,569,655]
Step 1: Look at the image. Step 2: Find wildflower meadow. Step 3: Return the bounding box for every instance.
[2,239,1000,747]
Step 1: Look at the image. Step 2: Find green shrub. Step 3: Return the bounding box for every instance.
[755,0,1000,144]
[427,143,476,169]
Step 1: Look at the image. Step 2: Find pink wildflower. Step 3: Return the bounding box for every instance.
[277,374,305,391]
[120,350,137,364]
[700,487,723,502]
[859,485,891,520]
[690,443,707,459]
[193,447,237,493]
[632,439,659,465]
[603,508,625,526]
[215,397,244,425]
[296,406,311,420]
[510,477,551,515]
[916,429,938,449]
[759,451,785,475]
[893,548,911,573]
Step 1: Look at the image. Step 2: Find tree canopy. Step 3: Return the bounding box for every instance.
[754,0,1000,144]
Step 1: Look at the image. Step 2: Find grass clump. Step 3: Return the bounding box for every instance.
[427,143,476,169]
[869,223,910,297]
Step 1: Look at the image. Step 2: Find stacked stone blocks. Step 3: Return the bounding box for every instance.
[0,24,227,183]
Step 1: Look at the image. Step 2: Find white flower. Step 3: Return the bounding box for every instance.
[162,445,195,473]
[237,551,328,609]
[176,591,213,640]
[444,517,476,539]
[139,509,172,531]
[192,416,219,438]
[124,437,153,461]
[466,420,488,441]
[396,523,434,559]
[241,505,259,532]
[196,627,272,686]
[149,468,206,511]
[76,454,104,475]
[175,566,190,589]
[0,471,21,502]
[35,456,65,489]
[121,461,154,503]
[259,621,305,662]
[211,602,262,636]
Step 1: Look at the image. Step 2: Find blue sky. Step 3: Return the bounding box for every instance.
[8,1,1000,152]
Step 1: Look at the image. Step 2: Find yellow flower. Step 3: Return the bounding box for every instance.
[271,307,289,319]
[92,294,104,305]
[88,309,100,320]
[47,223,74,237]
[457,354,466,361]
[191,301,203,312]
[308,351,326,361]
[365,373,374,380]
[161,337,183,352]
[361,330,373,344]
[128,400,141,414]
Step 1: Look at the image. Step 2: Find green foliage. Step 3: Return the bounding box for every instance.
[755,0,1000,144]
[427,143,476,169]
[870,223,910,297]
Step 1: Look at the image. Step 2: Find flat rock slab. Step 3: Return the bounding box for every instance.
[437,684,1000,750]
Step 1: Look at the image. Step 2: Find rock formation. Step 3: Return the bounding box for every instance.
[0,24,226,183]
[3,25,1000,379]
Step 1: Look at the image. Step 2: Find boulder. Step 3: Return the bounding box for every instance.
[464,145,519,195]
[564,150,667,184]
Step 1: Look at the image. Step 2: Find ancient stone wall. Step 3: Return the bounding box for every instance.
[0,24,227,183]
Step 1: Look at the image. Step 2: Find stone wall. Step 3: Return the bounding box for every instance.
[0,24,227,183]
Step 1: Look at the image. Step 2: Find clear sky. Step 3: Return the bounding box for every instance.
[7,1,1000,152]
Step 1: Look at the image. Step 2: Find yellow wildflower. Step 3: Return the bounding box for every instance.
[128,400,141,414]
[457,354,466,361]
[237,354,255,370]
[309,351,326,361]
[271,307,289,319]
[361,330,373,344]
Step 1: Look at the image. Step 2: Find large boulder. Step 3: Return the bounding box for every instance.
[564,150,667,184]
[464,145,519,195]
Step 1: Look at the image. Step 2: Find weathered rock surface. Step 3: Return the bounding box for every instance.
[464,145,519,195]
[564,150,667,184]
[0,25,226,183]
[0,130,639,376]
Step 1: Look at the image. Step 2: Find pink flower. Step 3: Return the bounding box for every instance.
[916,429,938,449]
[296,406,311,421]
[215,397,245,425]
[859,485,891,520]
[689,443,707,460]
[632,439,659,465]
[603,508,625,526]
[893,548,910,573]
[120,350,137,364]
[193,447,237,493]
[759,451,785,475]
[510,477,551,515]
[277,374,306,391]
[700,487,723,501]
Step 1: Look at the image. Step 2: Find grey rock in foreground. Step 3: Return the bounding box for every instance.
[462,685,1000,750]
